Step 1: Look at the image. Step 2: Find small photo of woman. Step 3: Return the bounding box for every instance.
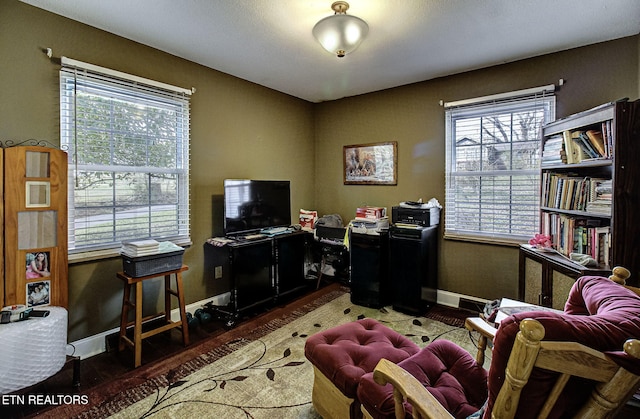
[26,252,51,280]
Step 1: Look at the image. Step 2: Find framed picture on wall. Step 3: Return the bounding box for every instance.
[343,141,397,185]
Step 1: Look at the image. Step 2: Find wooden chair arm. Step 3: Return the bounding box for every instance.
[465,317,497,367]
[465,317,497,340]
[373,358,454,419]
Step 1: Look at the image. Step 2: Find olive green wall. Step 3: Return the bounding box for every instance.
[313,36,639,301]
[0,1,315,341]
[1,0,638,343]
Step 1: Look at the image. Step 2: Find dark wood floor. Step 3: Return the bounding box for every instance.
[6,319,230,418]
[6,281,640,419]
[9,282,338,419]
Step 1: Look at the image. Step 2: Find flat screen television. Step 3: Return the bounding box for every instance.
[223,179,291,235]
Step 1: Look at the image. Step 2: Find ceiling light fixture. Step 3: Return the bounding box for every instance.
[312,1,369,58]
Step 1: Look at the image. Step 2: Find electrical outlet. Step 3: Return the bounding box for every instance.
[214,266,223,279]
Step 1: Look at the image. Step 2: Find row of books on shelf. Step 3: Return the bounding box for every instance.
[541,212,610,265]
[541,173,611,214]
[541,120,613,165]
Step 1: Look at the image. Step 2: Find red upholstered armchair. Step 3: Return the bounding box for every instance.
[361,268,640,419]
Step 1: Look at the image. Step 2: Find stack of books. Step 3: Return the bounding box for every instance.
[120,240,184,257]
[541,174,611,214]
[120,239,160,257]
[355,206,386,221]
[541,135,567,165]
[351,206,389,235]
[561,125,612,164]
[540,213,610,264]
[585,179,612,215]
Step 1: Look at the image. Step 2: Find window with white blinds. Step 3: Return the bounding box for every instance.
[60,59,191,259]
[444,88,555,244]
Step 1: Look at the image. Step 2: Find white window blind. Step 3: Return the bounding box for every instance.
[60,58,191,260]
[444,86,555,244]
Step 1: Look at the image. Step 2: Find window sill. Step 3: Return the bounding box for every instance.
[443,233,522,247]
[68,239,192,264]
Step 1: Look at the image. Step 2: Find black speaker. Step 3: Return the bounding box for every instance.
[349,231,390,308]
[389,225,438,314]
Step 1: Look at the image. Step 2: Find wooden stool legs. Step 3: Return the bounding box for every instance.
[133,281,143,367]
[118,265,190,367]
[165,270,189,347]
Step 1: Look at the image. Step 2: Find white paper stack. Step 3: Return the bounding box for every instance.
[349,217,389,235]
[120,239,160,257]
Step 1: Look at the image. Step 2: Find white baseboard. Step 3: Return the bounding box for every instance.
[70,289,484,360]
[69,292,230,360]
[436,289,488,308]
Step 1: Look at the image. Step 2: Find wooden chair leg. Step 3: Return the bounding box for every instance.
[476,335,487,366]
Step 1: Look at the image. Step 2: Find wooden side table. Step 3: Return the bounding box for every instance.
[117,265,190,367]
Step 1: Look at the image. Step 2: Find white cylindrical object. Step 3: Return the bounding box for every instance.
[0,307,68,394]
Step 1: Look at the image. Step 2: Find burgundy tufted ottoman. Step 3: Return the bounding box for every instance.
[358,339,488,419]
[304,318,420,419]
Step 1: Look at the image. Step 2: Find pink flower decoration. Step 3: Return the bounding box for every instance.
[528,233,552,248]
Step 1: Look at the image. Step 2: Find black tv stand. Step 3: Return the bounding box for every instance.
[203,230,310,328]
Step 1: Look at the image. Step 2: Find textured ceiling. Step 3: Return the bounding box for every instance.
[20,0,640,102]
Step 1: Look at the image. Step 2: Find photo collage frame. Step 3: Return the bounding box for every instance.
[23,151,55,307]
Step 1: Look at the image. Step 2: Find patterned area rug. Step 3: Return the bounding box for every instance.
[39,288,481,418]
[425,304,478,328]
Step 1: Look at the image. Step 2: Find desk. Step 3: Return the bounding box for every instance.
[310,239,349,288]
[0,306,67,394]
[117,265,189,367]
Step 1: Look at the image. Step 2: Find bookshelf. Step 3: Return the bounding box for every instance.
[520,99,640,306]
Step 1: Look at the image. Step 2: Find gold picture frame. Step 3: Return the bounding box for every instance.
[343,141,397,185]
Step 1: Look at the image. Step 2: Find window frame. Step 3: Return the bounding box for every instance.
[444,87,556,245]
[60,58,192,262]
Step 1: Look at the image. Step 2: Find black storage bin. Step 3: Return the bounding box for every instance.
[122,250,184,277]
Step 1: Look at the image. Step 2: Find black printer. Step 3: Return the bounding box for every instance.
[392,205,440,227]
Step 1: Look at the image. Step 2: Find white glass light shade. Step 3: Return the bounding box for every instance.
[312,14,369,57]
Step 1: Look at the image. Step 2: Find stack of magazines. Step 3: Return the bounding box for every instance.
[120,240,183,257]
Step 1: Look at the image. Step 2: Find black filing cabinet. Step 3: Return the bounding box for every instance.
[349,230,390,308]
[274,232,309,299]
[389,225,438,314]
[204,239,274,327]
